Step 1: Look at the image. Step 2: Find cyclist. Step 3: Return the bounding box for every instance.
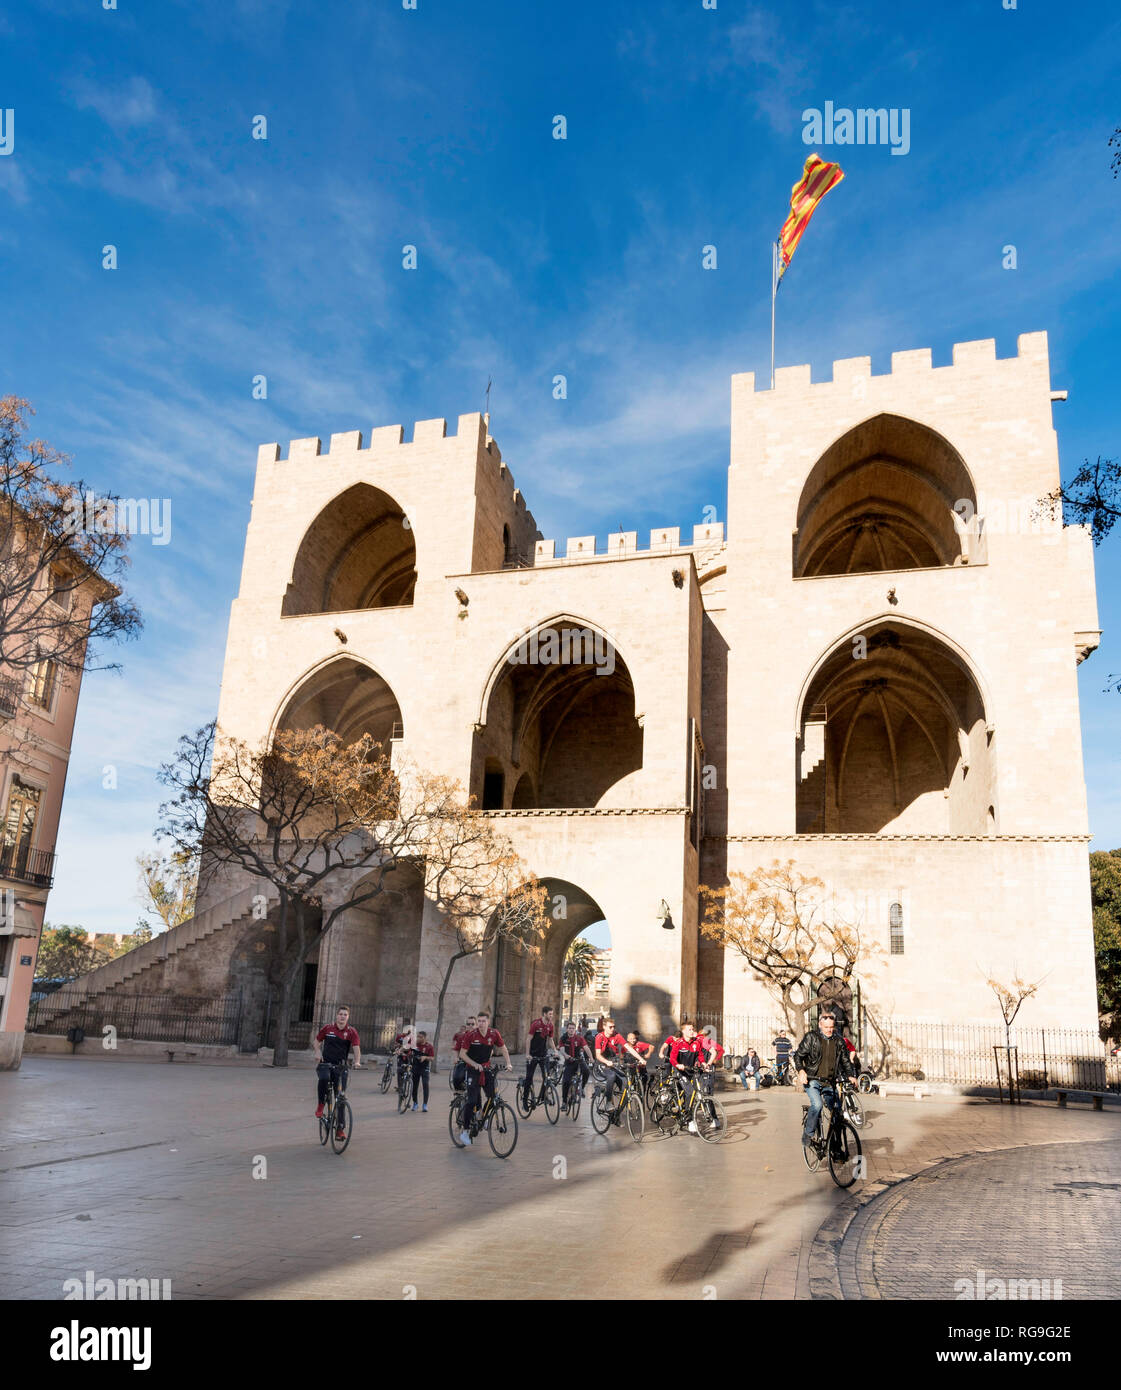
[594,1017,646,1113]
[626,1031,653,1095]
[795,1008,857,1149]
[450,1014,476,1092]
[667,1021,707,1131]
[410,1031,435,1111]
[558,1019,593,1108]
[313,1006,361,1136]
[457,1009,511,1145]
[658,1024,682,1061]
[522,1005,558,1108]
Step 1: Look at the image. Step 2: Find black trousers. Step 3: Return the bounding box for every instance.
[561,1057,588,1102]
[411,1059,430,1105]
[462,1066,495,1130]
[523,1053,548,1098]
[316,1061,347,1105]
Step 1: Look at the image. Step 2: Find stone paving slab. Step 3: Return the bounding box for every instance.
[1,1057,1116,1300]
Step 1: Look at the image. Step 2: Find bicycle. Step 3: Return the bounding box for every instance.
[318,1061,354,1155]
[516,1057,560,1124]
[449,1064,518,1158]
[768,1055,795,1086]
[590,1061,645,1143]
[396,1055,415,1113]
[650,1066,727,1143]
[801,1083,862,1189]
[400,1056,432,1113]
[379,1052,399,1094]
[560,1060,587,1120]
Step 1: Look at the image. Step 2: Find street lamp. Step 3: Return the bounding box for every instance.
[657,899,675,931]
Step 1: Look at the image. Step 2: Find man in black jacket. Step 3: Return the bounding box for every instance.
[795,1008,856,1148]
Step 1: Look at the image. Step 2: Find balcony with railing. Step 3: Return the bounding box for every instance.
[0,843,56,888]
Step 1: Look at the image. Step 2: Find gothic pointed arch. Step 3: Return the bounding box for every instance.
[282,483,416,615]
[794,414,979,577]
[795,619,994,834]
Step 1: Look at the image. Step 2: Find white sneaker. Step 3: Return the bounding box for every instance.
[688,1121,698,1133]
[460,1130,472,1145]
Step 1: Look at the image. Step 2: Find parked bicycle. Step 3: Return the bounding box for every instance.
[801,1085,862,1188]
[449,1065,518,1157]
[318,1061,353,1155]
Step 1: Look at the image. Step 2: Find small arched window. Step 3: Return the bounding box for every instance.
[889,901,904,956]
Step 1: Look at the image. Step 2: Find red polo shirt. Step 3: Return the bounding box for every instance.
[460,1027,505,1065]
[669,1036,704,1068]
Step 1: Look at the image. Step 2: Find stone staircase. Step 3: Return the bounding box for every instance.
[33,880,281,1026]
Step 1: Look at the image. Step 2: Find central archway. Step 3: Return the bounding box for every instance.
[489,877,609,1044]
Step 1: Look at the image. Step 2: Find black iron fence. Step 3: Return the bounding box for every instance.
[26,990,245,1047]
[263,996,413,1054]
[692,1010,1120,1092]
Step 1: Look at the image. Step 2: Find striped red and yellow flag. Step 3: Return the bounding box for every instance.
[778,154,844,279]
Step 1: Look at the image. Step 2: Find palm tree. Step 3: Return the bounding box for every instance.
[563,937,599,1018]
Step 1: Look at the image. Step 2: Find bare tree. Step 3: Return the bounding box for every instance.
[0,397,141,693]
[156,721,538,1067]
[135,849,198,937]
[699,860,868,1036]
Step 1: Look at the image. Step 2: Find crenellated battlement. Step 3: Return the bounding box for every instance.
[735,331,1050,396]
[533,521,724,566]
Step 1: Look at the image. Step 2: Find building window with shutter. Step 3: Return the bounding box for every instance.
[28,657,58,711]
[889,900,904,955]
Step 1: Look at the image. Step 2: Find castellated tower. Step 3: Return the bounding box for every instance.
[701,332,1100,1030]
[43,332,1101,1057]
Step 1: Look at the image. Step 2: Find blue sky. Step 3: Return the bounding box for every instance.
[2,0,1118,935]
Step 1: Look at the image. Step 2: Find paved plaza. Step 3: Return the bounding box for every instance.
[1,1057,1117,1300]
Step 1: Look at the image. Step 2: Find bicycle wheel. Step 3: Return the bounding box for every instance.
[487,1099,518,1158]
[331,1098,353,1154]
[543,1082,560,1125]
[801,1108,821,1171]
[624,1092,645,1143]
[843,1089,865,1128]
[567,1081,582,1121]
[828,1119,862,1189]
[398,1074,413,1114]
[319,1100,331,1146]
[380,1062,392,1094]
[694,1095,727,1144]
[515,1081,532,1119]
[449,1098,466,1148]
[590,1088,612,1134]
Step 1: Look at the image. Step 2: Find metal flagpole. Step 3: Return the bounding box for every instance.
[770,240,778,389]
